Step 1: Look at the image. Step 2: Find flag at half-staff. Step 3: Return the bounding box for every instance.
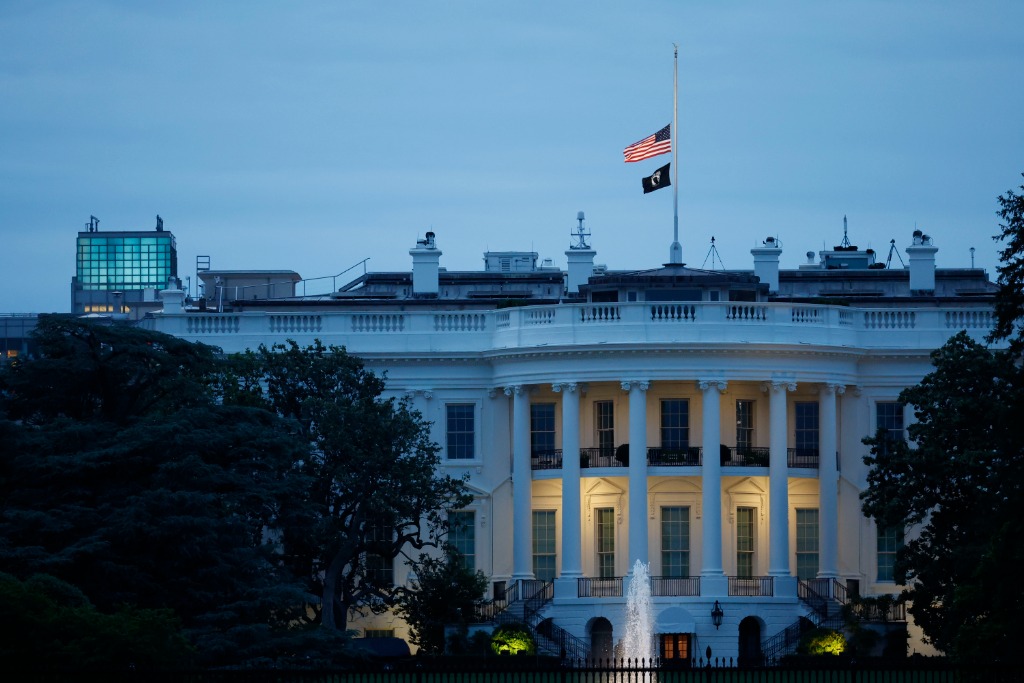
[623,124,671,163]
[642,163,671,194]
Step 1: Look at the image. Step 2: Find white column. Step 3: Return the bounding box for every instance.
[554,382,582,577]
[507,385,534,581]
[623,380,650,571]
[768,380,795,576]
[699,380,727,576]
[818,383,844,579]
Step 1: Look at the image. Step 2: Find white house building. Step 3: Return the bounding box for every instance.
[143,222,997,663]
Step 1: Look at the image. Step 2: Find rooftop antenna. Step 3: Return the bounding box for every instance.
[885,238,906,268]
[570,211,590,249]
[156,215,164,232]
[840,215,851,248]
[86,215,100,232]
[701,236,725,270]
[970,246,976,268]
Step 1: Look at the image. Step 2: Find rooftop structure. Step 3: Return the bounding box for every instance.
[72,215,178,320]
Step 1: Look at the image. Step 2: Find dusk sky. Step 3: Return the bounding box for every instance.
[2,1,1022,314]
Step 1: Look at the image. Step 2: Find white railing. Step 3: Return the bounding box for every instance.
[145,301,997,355]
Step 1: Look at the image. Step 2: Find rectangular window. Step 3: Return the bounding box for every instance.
[796,508,819,580]
[446,404,475,460]
[877,525,903,582]
[595,400,615,453]
[532,510,557,581]
[876,402,905,446]
[530,403,556,456]
[794,401,819,457]
[365,516,394,588]
[661,506,690,578]
[736,507,755,578]
[448,511,476,570]
[660,399,690,451]
[365,553,393,587]
[596,507,615,578]
[736,399,755,451]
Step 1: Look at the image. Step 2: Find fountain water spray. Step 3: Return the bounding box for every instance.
[622,559,654,665]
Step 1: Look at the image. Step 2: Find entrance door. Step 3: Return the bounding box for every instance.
[738,617,763,667]
[590,617,614,665]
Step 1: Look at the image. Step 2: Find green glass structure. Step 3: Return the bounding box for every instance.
[76,232,176,291]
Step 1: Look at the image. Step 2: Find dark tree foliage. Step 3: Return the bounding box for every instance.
[396,549,488,655]
[0,572,194,671]
[861,176,1024,661]
[228,340,472,632]
[0,318,314,664]
[989,174,1024,354]
[861,332,1024,659]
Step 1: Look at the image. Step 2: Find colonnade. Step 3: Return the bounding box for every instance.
[505,379,845,585]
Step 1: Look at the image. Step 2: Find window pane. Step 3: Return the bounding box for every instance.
[796,508,819,580]
[533,510,557,581]
[661,506,690,578]
[661,399,689,450]
[876,402,905,445]
[737,507,755,578]
[530,403,556,455]
[795,402,819,454]
[449,511,476,570]
[596,507,615,578]
[446,404,475,459]
[877,525,903,582]
[736,400,755,450]
[595,401,615,452]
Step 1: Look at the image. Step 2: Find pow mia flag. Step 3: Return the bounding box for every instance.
[642,163,671,194]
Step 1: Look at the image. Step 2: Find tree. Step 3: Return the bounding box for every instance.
[861,333,1024,660]
[860,176,1024,661]
[229,340,472,632]
[989,174,1024,354]
[0,319,314,663]
[395,548,488,654]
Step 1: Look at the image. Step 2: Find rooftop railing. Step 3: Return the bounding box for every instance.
[144,300,997,355]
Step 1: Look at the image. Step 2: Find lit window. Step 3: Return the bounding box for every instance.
[736,507,755,578]
[796,508,819,580]
[532,510,556,581]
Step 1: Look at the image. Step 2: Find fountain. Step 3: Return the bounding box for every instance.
[621,558,654,665]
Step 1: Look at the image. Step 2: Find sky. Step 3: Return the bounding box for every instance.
[1,1,1022,313]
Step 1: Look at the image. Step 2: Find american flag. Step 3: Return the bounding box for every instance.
[623,124,671,163]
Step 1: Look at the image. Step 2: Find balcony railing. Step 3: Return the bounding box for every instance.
[536,446,833,471]
[787,447,820,468]
[578,577,623,598]
[728,576,774,596]
[721,445,770,467]
[579,447,625,468]
[531,449,563,470]
[651,576,701,596]
[647,446,703,466]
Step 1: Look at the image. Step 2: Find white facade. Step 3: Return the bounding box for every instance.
[144,230,997,662]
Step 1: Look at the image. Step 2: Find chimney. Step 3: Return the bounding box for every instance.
[410,231,442,295]
[906,230,938,292]
[751,236,783,292]
[160,277,185,313]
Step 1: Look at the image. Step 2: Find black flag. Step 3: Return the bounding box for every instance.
[642,163,671,194]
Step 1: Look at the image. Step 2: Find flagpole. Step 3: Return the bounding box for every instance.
[670,44,682,264]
